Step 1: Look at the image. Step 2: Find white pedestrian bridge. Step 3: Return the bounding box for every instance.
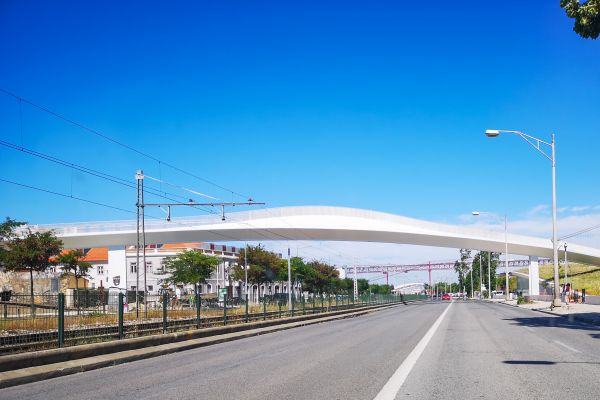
[29,206,600,295]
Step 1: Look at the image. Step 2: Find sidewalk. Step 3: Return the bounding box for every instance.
[493,298,600,325]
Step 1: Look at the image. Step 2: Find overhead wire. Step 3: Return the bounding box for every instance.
[0,88,251,200]
[1,89,374,266]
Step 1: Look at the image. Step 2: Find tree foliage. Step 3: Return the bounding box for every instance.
[454,249,471,291]
[231,244,400,297]
[2,229,63,306]
[464,251,500,296]
[561,0,600,39]
[57,250,92,286]
[163,250,219,287]
[0,217,26,268]
[57,249,92,314]
[233,245,284,291]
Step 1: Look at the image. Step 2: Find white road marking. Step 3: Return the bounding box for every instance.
[554,340,581,353]
[373,302,453,400]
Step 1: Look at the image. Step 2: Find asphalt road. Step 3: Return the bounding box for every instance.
[2,301,600,399]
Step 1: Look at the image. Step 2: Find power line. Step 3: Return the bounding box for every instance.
[0,91,373,265]
[560,223,600,241]
[0,88,251,200]
[0,138,203,205]
[0,177,136,216]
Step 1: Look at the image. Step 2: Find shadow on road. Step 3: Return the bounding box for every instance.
[504,360,600,365]
[504,315,600,339]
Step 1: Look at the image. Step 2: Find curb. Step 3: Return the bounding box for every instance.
[0,302,416,389]
[0,301,422,372]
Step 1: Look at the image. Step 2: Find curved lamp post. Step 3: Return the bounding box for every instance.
[485,129,561,307]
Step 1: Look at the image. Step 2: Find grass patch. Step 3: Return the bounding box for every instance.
[518,263,600,296]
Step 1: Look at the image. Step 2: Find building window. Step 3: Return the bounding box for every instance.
[131,285,137,291]
[148,285,154,292]
[130,263,137,273]
[222,245,227,251]
[98,265,104,275]
[146,261,152,271]
[51,278,59,292]
[157,261,166,274]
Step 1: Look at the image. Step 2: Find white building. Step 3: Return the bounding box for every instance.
[62,243,301,303]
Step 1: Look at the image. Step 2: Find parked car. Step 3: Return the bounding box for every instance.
[441,293,451,301]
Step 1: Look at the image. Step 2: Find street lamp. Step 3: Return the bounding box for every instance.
[472,211,508,301]
[485,129,561,307]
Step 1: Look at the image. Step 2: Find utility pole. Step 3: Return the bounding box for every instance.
[470,262,473,299]
[135,170,144,318]
[479,252,483,299]
[564,242,568,288]
[353,264,358,302]
[428,262,432,300]
[287,247,292,311]
[244,242,248,304]
[487,251,491,300]
[141,174,147,318]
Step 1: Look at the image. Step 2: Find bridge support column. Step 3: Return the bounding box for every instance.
[529,256,540,296]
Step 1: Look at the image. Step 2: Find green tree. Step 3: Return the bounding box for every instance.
[163,250,219,291]
[0,217,26,268]
[57,249,92,314]
[370,284,393,295]
[496,275,518,293]
[357,278,369,294]
[3,230,63,310]
[561,0,600,39]
[303,260,339,295]
[232,245,282,299]
[454,249,471,293]
[469,251,500,296]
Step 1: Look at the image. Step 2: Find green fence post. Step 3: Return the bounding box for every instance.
[320,294,324,312]
[291,296,295,317]
[162,292,168,334]
[278,300,282,318]
[57,292,64,348]
[335,295,338,310]
[118,292,124,339]
[263,296,267,320]
[195,285,201,329]
[223,294,228,325]
[312,295,315,314]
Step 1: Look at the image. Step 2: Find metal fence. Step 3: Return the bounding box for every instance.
[0,291,427,354]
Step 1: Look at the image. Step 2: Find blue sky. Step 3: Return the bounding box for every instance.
[1,1,599,281]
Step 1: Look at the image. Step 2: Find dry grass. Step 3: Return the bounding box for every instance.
[519,263,600,296]
[0,301,334,334]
